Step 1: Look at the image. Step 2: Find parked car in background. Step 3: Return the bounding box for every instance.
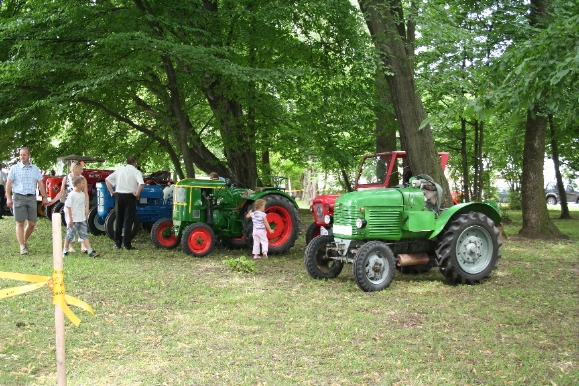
[545,182,579,205]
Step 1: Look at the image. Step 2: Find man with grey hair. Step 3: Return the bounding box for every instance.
[5,147,49,254]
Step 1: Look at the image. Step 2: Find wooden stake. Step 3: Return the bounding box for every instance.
[52,213,66,386]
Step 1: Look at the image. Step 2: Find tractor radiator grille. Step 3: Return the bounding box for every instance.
[333,205,357,227]
[366,208,401,239]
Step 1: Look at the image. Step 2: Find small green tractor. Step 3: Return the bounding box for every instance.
[304,175,502,292]
[151,177,300,257]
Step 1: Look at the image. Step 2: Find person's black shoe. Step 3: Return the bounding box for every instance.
[123,245,137,250]
[113,244,121,250]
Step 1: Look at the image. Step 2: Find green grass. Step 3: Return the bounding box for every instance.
[1,208,578,385]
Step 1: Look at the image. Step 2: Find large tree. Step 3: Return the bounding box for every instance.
[1,0,377,187]
[357,0,453,207]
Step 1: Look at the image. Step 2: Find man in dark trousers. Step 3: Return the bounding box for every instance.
[105,156,144,250]
[0,162,6,219]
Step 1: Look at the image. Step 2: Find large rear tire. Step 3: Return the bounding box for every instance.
[104,209,141,241]
[151,217,180,249]
[52,202,67,226]
[45,204,55,221]
[181,222,215,257]
[435,212,501,285]
[87,206,106,236]
[352,241,396,292]
[242,195,300,255]
[37,201,47,218]
[304,235,343,279]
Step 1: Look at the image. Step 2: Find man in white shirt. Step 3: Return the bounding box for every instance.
[0,162,7,219]
[105,156,144,250]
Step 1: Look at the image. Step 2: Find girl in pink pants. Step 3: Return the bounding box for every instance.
[246,199,274,259]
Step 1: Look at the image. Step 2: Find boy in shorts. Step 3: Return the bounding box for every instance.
[64,176,99,257]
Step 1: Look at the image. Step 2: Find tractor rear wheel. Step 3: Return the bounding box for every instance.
[37,201,47,218]
[104,209,141,241]
[304,235,343,279]
[243,194,300,255]
[181,222,215,257]
[45,204,55,221]
[52,202,67,226]
[151,217,180,249]
[352,241,396,292]
[87,206,106,236]
[435,212,501,285]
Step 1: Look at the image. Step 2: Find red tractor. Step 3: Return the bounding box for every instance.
[43,155,113,223]
[306,151,450,244]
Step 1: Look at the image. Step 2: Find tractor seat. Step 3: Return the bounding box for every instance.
[414,174,442,214]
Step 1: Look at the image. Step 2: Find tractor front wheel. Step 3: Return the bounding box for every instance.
[181,223,215,257]
[435,212,501,285]
[353,241,396,292]
[151,217,180,249]
[305,222,329,245]
[304,235,343,279]
[546,196,557,205]
[87,206,106,236]
[104,209,141,241]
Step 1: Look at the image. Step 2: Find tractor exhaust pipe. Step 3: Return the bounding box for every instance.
[397,252,430,266]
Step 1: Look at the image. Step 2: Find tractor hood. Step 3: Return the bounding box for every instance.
[335,188,403,209]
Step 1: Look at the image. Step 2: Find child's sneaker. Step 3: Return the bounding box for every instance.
[262,254,268,259]
[88,251,100,258]
[253,255,260,259]
[63,251,68,257]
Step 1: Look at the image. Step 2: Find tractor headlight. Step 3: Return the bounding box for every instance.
[323,214,332,225]
[355,218,367,229]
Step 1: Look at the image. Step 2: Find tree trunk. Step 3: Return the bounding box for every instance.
[548,114,571,219]
[358,0,453,208]
[473,121,480,201]
[374,73,398,153]
[202,74,258,188]
[518,0,566,238]
[519,108,567,238]
[301,165,318,207]
[460,118,470,202]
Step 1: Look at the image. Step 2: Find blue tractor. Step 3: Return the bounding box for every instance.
[87,182,173,239]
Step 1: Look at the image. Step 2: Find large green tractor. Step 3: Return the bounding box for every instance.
[151,177,300,257]
[304,175,502,292]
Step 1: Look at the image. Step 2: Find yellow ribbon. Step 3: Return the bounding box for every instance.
[0,270,94,327]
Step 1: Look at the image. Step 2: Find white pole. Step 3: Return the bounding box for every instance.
[52,213,66,386]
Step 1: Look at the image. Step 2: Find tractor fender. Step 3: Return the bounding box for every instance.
[430,201,502,239]
[245,190,299,209]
